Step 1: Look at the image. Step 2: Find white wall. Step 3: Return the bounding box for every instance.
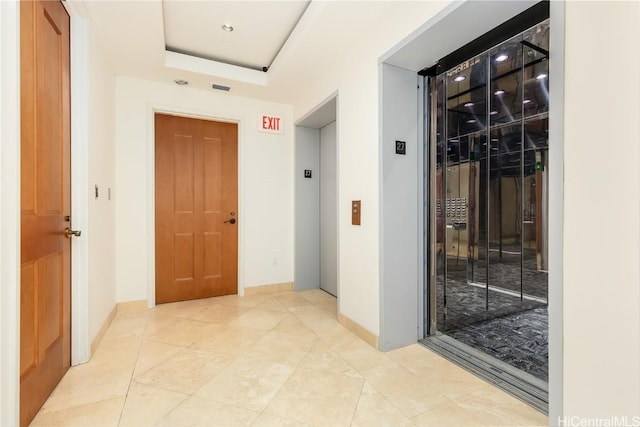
[0,0,21,424]
[379,63,420,351]
[87,24,117,342]
[114,77,294,303]
[320,121,338,296]
[69,15,117,363]
[562,1,640,420]
[294,126,320,291]
[289,1,451,337]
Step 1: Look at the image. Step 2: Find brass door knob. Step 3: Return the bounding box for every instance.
[65,228,81,238]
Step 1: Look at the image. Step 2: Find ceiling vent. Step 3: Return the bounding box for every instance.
[212,83,231,92]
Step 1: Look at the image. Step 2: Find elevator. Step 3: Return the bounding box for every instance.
[294,97,338,297]
[423,15,550,394]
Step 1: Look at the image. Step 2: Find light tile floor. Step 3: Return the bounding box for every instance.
[32,289,548,426]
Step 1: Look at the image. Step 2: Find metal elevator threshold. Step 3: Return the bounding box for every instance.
[419,335,548,414]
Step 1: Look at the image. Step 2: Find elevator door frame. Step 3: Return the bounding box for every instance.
[423,5,550,338]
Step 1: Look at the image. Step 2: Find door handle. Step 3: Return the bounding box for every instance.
[224,218,236,225]
[65,228,82,238]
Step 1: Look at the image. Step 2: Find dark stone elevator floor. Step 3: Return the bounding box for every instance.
[436,277,548,381]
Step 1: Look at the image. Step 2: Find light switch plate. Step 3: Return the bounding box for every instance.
[352,200,361,225]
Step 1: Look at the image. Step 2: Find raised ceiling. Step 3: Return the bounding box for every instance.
[75,0,539,108]
[163,0,310,72]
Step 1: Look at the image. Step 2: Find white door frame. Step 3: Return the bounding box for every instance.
[0,1,22,424]
[68,11,91,367]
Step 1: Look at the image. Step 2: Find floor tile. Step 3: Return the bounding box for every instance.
[297,342,361,378]
[272,315,317,337]
[317,300,338,317]
[264,366,364,426]
[330,333,390,372]
[141,314,180,338]
[90,335,142,372]
[135,348,234,394]
[34,290,547,427]
[118,381,187,427]
[455,385,548,426]
[298,289,337,305]
[305,317,354,343]
[103,315,148,340]
[189,304,251,324]
[275,292,313,308]
[228,308,290,331]
[254,297,291,313]
[388,344,488,400]
[190,324,266,356]
[30,397,124,427]
[156,396,260,427]
[288,305,333,323]
[39,364,132,413]
[195,356,294,412]
[132,340,184,377]
[252,413,314,427]
[351,381,415,427]
[362,362,449,418]
[411,398,487,427]
[152,299,209,319]
[245,330,317,367]
[145,318,220,347]
[211,294,267,308]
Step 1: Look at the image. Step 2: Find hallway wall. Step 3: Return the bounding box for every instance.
[561,1,640,419]
[114,77,294,303]
[86,22,117,344]
[287,1,451,337]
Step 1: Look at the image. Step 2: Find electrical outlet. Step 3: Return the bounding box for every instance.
[272,258,278,267]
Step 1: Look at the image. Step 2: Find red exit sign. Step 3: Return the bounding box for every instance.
[258,114,283,134]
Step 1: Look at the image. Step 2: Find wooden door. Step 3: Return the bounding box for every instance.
[155,114,238,303]
[20,1,71,425]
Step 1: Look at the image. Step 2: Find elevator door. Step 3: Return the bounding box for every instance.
[320,121,338,296]
[429,20,550,335]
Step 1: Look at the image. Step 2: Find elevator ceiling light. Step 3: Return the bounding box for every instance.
[536,73,548,80]
[222,24,234,32]
[496,54,509,62]
[494,90,505,96]
[174,79,189,85]
[464,102,474,108]
[453,75,466,83]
